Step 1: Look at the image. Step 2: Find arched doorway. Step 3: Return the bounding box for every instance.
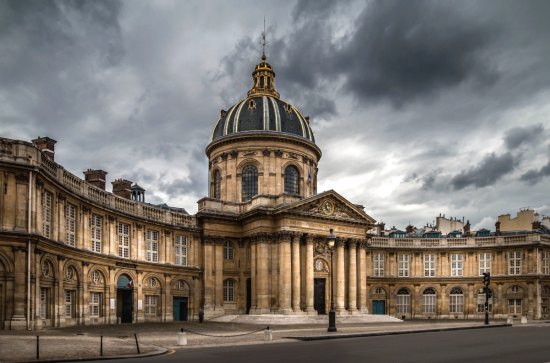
[116,274,134,323]
[372,287,387,315]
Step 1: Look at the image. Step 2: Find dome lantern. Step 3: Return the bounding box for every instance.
[247,54,280,99]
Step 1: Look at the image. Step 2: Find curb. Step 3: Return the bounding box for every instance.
[14,346,169,363]
[284,323,512,341]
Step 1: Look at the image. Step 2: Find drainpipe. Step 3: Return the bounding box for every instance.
[27,170,33,330]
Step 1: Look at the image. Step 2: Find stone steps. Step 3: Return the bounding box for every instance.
[211,314,403,325]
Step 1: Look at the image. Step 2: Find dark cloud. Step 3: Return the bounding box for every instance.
[338,0,499,106]
[504,124,544,149]
[520,150,550,185]
[451,152,519,190]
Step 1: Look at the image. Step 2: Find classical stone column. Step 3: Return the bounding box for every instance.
[291,234,301,313]
[164,274,172,322]
[335,239,345,314]
[357,242,367,313]
[305,235,315,314]
[347,240,358,314]
[10,247,27,329]
[256,236,270,313]
[136,270,144,323]
[278,233,292,314]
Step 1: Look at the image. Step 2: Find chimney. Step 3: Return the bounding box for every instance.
[32,136,57,160]
[495,221,501,236]
[83,169,108,190]
[532,221,541,230]
[406,224,414,234]
[112,179,132,199]
[464,220,471,236]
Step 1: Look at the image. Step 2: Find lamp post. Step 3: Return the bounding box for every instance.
[327,228,337,332]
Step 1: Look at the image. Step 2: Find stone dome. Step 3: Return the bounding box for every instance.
[211,55,315,144]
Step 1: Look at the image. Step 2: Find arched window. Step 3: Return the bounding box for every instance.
[241,165,258,201]
[284,165,300,195]
[422,288,437,314]
[213,169,221,200]
[223,279,236,302]
[396,288,410,314]
[449,287,464,313]
[223,241,234,260]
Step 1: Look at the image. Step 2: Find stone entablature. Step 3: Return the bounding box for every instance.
[0,137,195,228]
[369,234,549,248]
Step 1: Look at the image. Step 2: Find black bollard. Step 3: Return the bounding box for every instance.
[36,336,39,360]
[134,333,140,354]
[100,335,103,356]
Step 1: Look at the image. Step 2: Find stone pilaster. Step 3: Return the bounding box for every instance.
[304,235,315,314]
[250,240,257,312]
[214,241,224,309]
[10,247,28,329]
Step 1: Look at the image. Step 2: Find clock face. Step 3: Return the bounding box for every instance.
[321,200,334,215]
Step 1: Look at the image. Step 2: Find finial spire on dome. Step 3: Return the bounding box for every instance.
[247,19,280,98]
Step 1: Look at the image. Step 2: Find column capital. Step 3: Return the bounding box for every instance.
[276,231,293,243]
[348,239,359,249]
[335,238,346,248]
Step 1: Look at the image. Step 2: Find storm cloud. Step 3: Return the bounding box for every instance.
[1,0,550,230]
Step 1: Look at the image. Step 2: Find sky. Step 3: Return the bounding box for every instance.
[1,0,549,231]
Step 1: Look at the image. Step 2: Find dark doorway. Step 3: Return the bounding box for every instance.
[173,297,188,321]
[116,275,134,323]
[372,300,386,315]
[246,278,251,314]
[314,278,326,314]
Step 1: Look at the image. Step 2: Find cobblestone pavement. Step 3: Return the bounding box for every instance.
[0,320,512,362]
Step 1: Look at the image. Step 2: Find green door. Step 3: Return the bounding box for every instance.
[373,300,386,315]
[173,297,188,321]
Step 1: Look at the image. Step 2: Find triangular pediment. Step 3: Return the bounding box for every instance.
[276,190,376,224]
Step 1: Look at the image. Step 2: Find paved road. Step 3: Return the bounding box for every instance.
[91,325,550,363]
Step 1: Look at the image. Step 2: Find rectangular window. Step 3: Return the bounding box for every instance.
[175,235,188,266]
[146,230,159,262]
[118,223,130,259]
[91,214,102,253]
[398,254,410,277]
[479,252,492,275]
[396,294,410,314]
[40,288,49,319]
[144,295,158,316]
[477,293,493,313]
[89,292,102,317]
[423,294,436,314]
[223,242,234,260]
[542,251,549,275]
[508,299,522,315]
[424,254,436,277]
[42,191,52,238]
[64,290,74,318]
[508,251,522,275]
[449,294,464,313]
[66,203,76,246]
[451,254,463,276]
[373,253,384,277]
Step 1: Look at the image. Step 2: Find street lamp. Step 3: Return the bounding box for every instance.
[327,228,337,332]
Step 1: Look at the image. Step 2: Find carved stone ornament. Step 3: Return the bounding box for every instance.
[243,150,257,156]
[314,241,327,256]
[262,148,270,156]
[314,258,328,272]
[229,150,238,158]
[221,152,228,161]
[274,149,283,157]
[287,152,299,159]
[0,140,13,155]
[15,173,28,183]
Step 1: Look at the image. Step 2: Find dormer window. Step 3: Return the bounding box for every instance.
[248,100,256,110]
[284,104,292,113]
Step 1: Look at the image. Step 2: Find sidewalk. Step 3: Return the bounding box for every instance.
[0,320,512,362]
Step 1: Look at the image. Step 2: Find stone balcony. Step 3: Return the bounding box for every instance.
[0,137,196,228]
[368,234,550,249]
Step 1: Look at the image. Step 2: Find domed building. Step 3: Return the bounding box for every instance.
[1,51,549,331]
[198,54,376,317]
